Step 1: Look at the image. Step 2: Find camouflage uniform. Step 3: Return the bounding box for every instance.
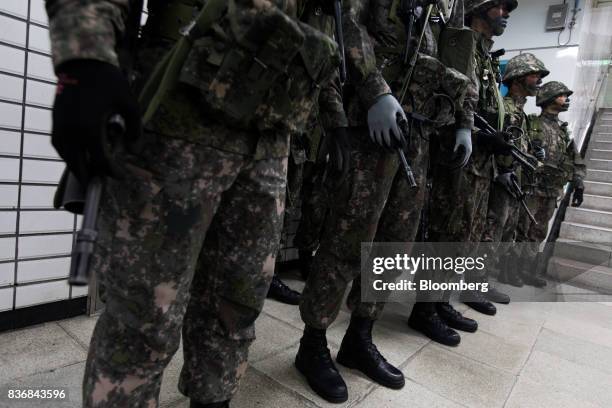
[47,0,338,406]
[482,53,549,269]
[428,0,519,295]
[300,0,473,328]
[429,31,500,246]
[516,82,586,262]
[288,11,347,256]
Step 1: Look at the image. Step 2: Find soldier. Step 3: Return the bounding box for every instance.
[296,0,474,402]
[516,81,586,287]
[426,0,518,326]
[46,1,340,407]
[481,53,549,296]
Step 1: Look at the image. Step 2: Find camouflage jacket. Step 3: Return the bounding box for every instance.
[496,94,529,178]
[338,0,474,131]
[462,31,503,178]
[525,112,586,198]
[46,0,340,159]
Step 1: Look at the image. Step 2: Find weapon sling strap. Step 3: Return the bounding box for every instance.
[486,56,505,130]
[138,0,227,125]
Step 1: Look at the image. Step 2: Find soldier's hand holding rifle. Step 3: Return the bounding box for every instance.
[52,60,138,285]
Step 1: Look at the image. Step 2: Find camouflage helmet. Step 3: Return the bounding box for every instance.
[536,81,573,107]
[465,0,518,16]
[502,53,550,85]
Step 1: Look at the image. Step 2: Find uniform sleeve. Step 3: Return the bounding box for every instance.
[342,0,391,109]
[456,81,477,130]
[318,72,349,129]
[46,0,132,69]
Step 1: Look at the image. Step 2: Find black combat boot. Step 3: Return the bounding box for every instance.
[460,289,497,316]
[520,272,547,287]
[408,302,461,346]
[436,302,478,332]
[190,401,229,408]
[298,249,313,280]
[485,287,511,304]
[295,326,348,403]
[267,275,301,305]
[336,316,405,389]
[497,255,524,287]
[520,254,547,288]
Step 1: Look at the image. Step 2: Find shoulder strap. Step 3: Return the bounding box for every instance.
[486,57,505,130]
[138,0,227,124]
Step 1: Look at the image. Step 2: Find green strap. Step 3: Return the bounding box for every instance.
[397,4,434,105]
[487,57,505,130]
[138,0,227,125]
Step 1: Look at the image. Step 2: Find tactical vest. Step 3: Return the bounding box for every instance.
[526,114,574,196]
[142,0,340,134]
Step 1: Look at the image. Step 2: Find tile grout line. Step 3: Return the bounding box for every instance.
[56,320,91,352]
[248,366,325,408]
[10,360,85,385]
[500,323,547,408]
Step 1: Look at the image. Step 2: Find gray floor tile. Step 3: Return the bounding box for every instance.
[0,323,87,384]
[165,368,316,408]
[252,344,374,408]
[405,345,515,408]
[234,368,315,408]
[0,361,85,408]
[534,328,612,375]
[57,315,99,350]
[547,302,612,331]
[461,310,542,348]
[251,314,302,363]
[521,350,612,407]
[447,329,531,374]
[543,313,612,349]
[505,376,601,408]
[262,299,306,330]
[355,379,464,408]
[159,343,185,408]
[468,302,551,327]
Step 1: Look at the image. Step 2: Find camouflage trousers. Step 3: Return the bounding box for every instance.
[428,162,492,288]
[84,126,288,407]
[515,194,557,260]
[481,181,521,270]
[292,159,330,252]
[300,128,428,329]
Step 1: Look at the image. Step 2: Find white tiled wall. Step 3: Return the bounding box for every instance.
[0,1,85,311]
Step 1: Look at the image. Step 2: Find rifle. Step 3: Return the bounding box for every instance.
[333,0,347,85]
[54,115,126,286]
[393,1,436,188]
[510,175,537,225]
[474,113,538,174]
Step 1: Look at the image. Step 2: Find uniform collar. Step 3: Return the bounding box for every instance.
[474,30,495,53]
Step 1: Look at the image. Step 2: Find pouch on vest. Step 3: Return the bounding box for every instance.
[438,28,477,77]
[193,6,305,129]
[258,21,340,134]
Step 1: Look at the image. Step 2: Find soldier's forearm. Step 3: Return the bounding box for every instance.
[46,0,131,69]
[342,0,390,108]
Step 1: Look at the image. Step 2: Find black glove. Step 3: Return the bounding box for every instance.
[477,131,513,155]
[571,187,584,207]
[495,171,515,193]
[52,59,141,183]
[326,127,351,182]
